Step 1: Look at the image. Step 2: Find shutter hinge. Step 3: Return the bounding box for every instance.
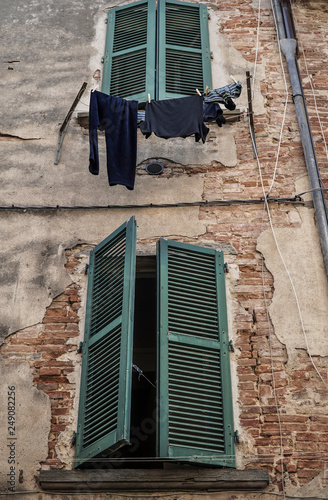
[85,264,89,274]
[234,430,240,444]
[77,341,83,354]
[207,12,211,20]
[72,431,76,445]
[210,51,214,60]
[224,262,229,273]
[228,340,234,352]
[101,57,104,64]
[105,18,108,24]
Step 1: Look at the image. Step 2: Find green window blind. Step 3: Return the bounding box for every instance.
[157,0,212,100]
[102,0,212,101]
[75,217,137,468]
[102,0,156,100]
[157,239,235,467]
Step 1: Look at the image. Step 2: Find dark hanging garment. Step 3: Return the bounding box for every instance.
[203,102,226,127]
[89,91,138,190]
[204,81,242,110]
[140,95,209,143]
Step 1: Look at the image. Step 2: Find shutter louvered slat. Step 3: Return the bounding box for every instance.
[157,0,212,99]
[158,239,235,467]
[167,247,219,341]
[102,0,156,100]
[82,331,121,447]
[75,217,136,468]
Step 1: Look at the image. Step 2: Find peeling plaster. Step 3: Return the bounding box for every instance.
[257,205,328,360]
[0,205,206,344]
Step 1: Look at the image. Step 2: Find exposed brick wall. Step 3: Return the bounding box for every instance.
[292,1,328,203]
[1,250,83,469]
[1,0,328,494]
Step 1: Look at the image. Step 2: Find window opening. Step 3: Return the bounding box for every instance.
[83,256,159,469]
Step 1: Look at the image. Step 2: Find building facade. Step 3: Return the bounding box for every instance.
[1,0,328,498]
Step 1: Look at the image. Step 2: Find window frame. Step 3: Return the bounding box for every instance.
[101,0,213,101]
[75,218,235,469]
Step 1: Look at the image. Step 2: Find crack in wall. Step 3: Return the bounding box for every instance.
[0,133,41,141]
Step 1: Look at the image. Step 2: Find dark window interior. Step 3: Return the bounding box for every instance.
[120,255,158,465]
[108,255,159,468]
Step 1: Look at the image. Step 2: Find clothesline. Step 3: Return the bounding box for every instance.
[137,81,242,123]
[88,81,243,190]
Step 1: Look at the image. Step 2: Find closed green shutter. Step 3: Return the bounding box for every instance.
[75,217,137,468]
[157,0,212,100]
[102,0,156,100]
[157,239,235,467]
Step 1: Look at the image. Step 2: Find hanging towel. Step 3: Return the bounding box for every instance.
[89,91,138,190]
[140,95,209,143]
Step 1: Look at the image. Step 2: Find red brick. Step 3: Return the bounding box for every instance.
[296,433,318,442]
[297,469,322,478]
[39,367,62,376]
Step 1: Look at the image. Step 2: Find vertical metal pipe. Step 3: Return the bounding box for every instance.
[272,0,286,40]
[272,2,328,278]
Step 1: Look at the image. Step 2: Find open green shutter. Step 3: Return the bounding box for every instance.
[75,217,137,468]
[102,0,156,100]
[157,0,212,100]
[157,239,235,467]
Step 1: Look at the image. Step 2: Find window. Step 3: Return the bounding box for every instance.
[75,217,235,469]
[102,0,212,101]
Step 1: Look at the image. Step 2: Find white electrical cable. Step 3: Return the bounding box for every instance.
[255,0,328,387]
[291,3,328,165]
[266,0,289,196]
[253,3,286,497]
[251,123,327,389]
[251,0,328,493]
[252,0,261,99]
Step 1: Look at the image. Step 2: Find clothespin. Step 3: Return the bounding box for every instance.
[195,88,201,96]
[148,93,151,103]
[230,75,238,84]
[205,85,209,96]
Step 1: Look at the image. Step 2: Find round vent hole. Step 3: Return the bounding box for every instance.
[145,162,164,175]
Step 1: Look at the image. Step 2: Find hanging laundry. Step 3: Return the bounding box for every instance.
[137,110,146,124]
[140,95,209,144]
[203,103,226,127]
[137,81,242,126]
[89,91,138,190]
[204,81,242,110]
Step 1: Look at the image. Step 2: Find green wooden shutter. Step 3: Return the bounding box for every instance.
[75,217,137,468]
[157,239,235,467]
[157,0,212,100]
[102,0,156,100]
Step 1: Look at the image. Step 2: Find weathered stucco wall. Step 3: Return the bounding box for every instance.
[1,0,328,497]
[257,204,328,360]
[0,359,51,492]
[0,204,205,342]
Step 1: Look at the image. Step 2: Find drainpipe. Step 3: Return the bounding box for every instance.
[272,0,328,279]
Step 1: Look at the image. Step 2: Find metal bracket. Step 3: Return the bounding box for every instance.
[85,264,89,275]
[133,364,156,388]
[224,262,229,273]
[246,71,258,160]
[72,431,76,445]
[228,340,235,352]
[54,82,87,165]
[77,342,83,354]
[234,430,240,444]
